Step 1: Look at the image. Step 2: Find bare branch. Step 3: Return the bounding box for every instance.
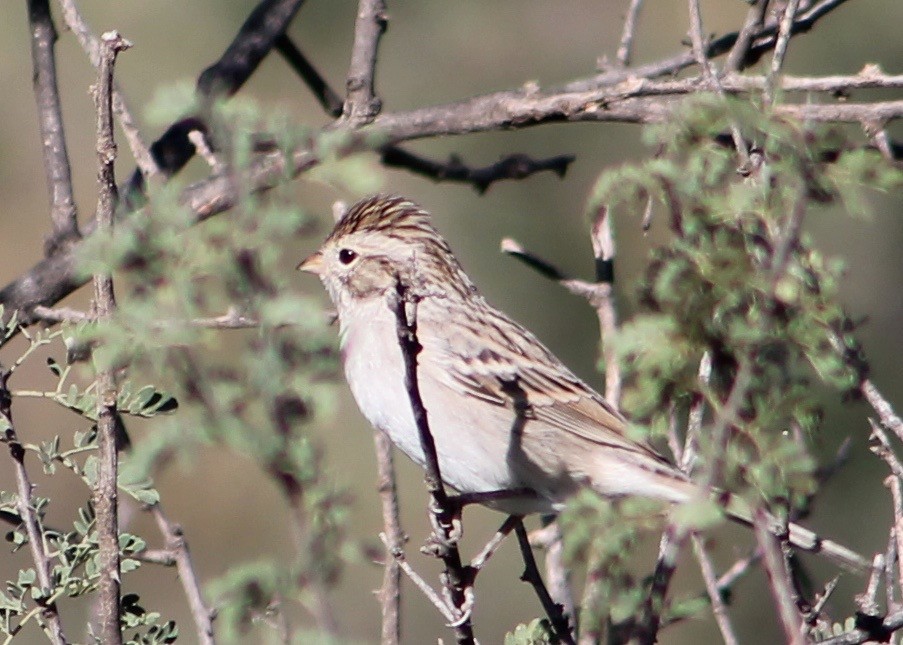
[691,535,739,645]
[615,0,644,67]
[274,35,343,117]
[373,430,403,645]
[378,533,455,623]
[754,510,806,645]
[381,148,574,194]
[513,521,574,644]
[344,0,387,124]
[27,0,80,254]
[90,30,132,645]
[150,505,215,644]
[725,0,769,72]
[765,0,802,106]
[863,379,903,443]
[0,369,67,644]
[56,0,159,180]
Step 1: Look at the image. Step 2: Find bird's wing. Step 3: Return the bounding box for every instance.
[427,301,670,466]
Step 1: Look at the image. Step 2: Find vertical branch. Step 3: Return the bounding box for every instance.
[0,370,67,644]
[615,0,644,67]
[753,510,807,645]
[374,430,403,645]
[590,205,620,406]
[344,0,388,124]
[26,0,80,253]
[765,0,801,107]
[686,0,750,168]
[91,31,131,645]
[388,278,475,644]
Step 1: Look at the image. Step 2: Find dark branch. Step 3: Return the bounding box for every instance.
[275,35,343,117]
[381,148,575,194]
[26,0,80,254]
[388,278,475,644]
[513,520,575,644]
[125,0,306,196]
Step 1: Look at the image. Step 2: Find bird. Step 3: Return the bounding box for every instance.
[298,194,866,571]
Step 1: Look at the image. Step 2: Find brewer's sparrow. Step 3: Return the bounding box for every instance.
[299,195,865,570]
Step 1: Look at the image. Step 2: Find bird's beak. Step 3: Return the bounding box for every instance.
[297,251,324,275]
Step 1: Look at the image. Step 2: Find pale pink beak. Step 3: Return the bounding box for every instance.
[297,251,324,275]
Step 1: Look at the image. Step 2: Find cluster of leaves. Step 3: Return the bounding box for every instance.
[560,97,903,636]
[71,98,352,639]
[0,98,356,640]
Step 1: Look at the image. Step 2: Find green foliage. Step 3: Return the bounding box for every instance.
[565,97,903,638]
[1,97,353,641]
[504,617,555,644]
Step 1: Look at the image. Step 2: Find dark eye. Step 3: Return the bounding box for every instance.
[338,248,357,265]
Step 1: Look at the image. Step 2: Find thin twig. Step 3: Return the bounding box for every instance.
[378,533,455,623]
[27,0,80,253]
[754,509,806,645]
[373,430,403,645]
[56,0,159,180]
[686,0,750,167]
[381,148,575,194]
[863,379,903,443]
[470,515,519,572]
[344,0,387,124]
[870,419,903,480]
[0,370,67,644]
[388,278,475,644]
[275,35,344,117]
[635,524,687,643]
[616,0,644,67]
[91,31,131,645]
[590,205,620,406]
[150,505,215,644]
[765,0,802,107]
[691,534,739,645]
[887,476,903,596]
[536,519,576,633]
[31,305,263,329]
[681,352,711,473]
[513,521,575,645]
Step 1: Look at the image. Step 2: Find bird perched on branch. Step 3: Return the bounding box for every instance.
[299,194,866,571]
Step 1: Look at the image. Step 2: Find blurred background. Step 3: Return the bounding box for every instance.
[0,1,901,642]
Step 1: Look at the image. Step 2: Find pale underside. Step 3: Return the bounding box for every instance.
[339,291,697,515]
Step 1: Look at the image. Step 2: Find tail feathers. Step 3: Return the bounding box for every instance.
[720,493,870,573]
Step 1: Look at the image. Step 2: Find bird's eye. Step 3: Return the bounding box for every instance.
[338,248,357,265]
